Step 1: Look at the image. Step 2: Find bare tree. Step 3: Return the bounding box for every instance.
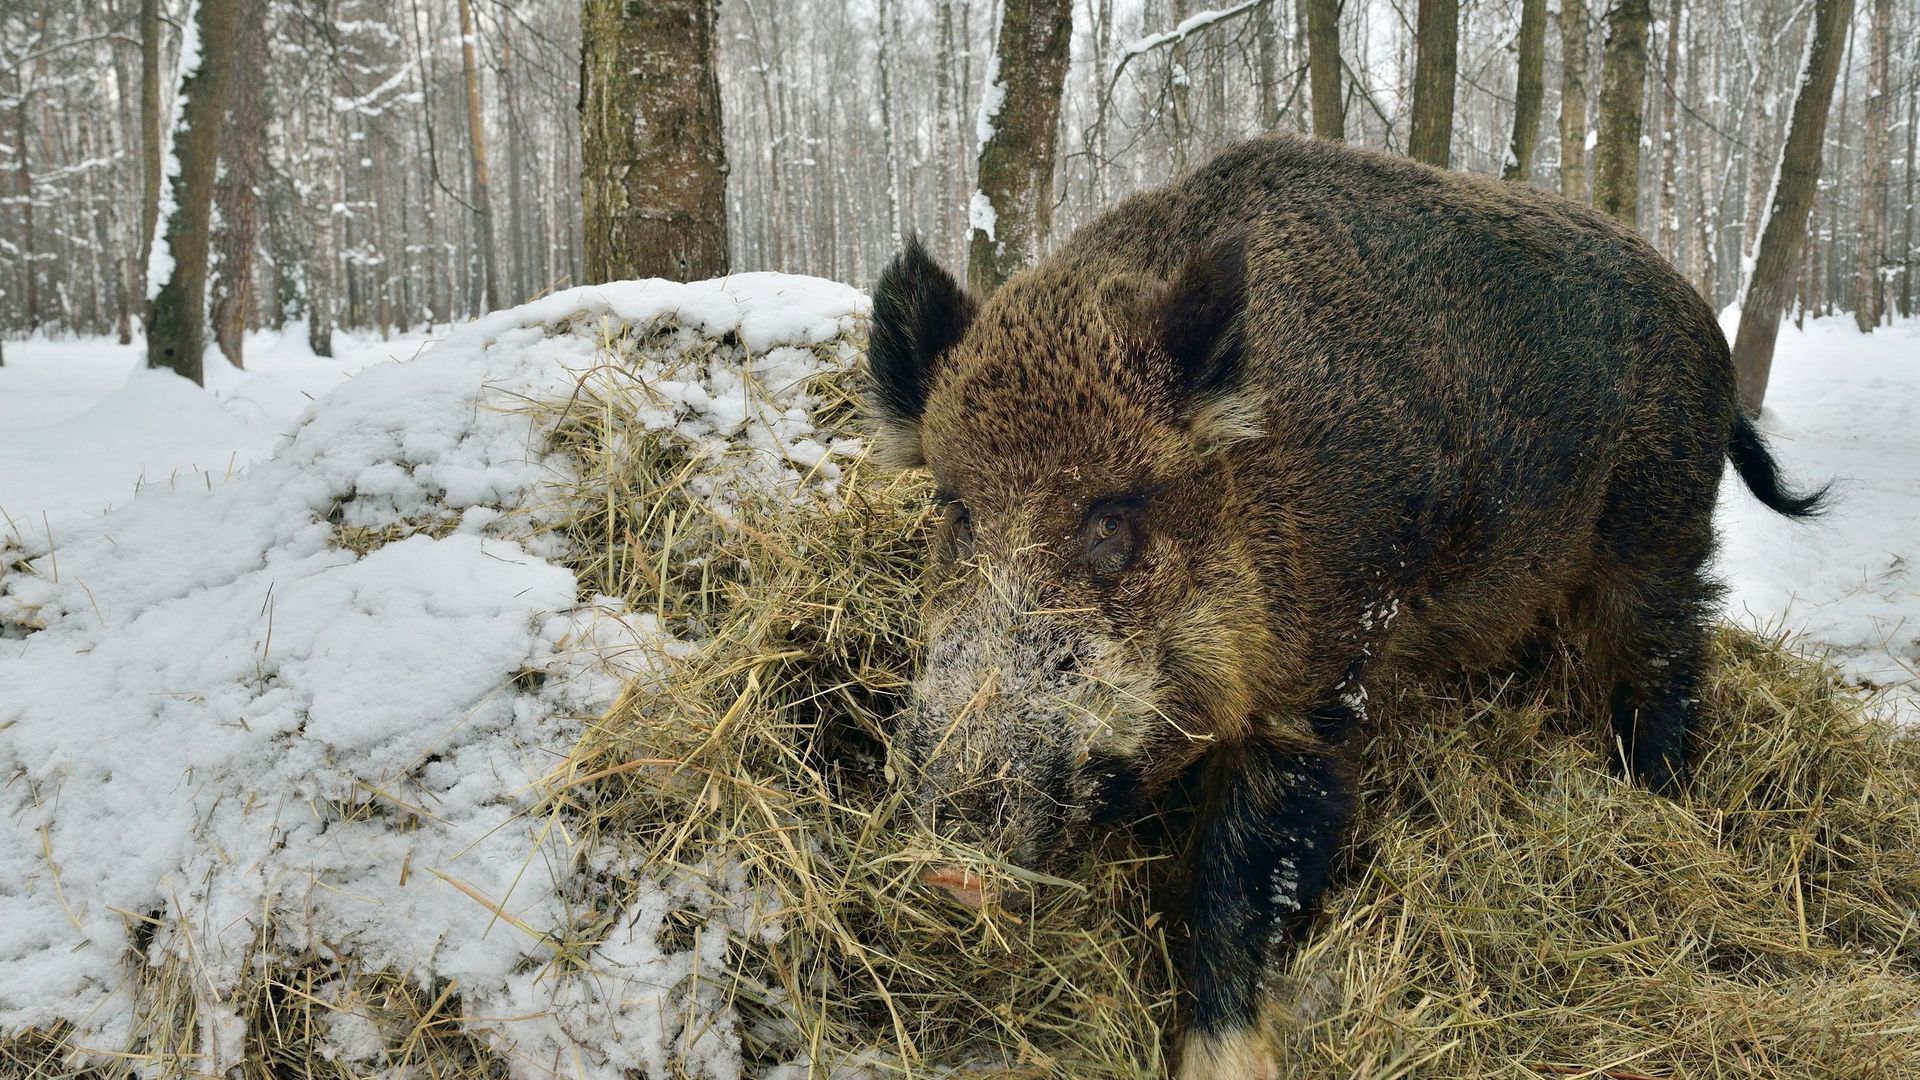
[1409,0,1461,166]
[138,0,162,313]
[1853,0,1892,329]
[1592,0,1652,223]
[1731,0,1857,413]
[1505,0,1547,181]
[1560,0,1591,200]
[1306,0,1344,139]
[148,0,243,385]
[966,0,1074,294]
[580,0,729,282]
[209,0,270,367]
[455,0,499,310]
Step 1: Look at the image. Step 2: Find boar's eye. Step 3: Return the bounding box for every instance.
[1079,497,1144,581]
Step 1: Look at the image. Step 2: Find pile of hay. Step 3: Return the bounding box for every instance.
[543,332,1920,1078]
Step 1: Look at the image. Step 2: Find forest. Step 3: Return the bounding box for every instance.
[3,0,1915,405]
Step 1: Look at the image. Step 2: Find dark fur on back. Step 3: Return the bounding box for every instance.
[865,135,1828,1080]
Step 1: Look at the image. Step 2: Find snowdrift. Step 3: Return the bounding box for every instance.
[4,277,1919,1079]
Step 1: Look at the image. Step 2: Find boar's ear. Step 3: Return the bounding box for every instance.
[867,234,978,468]
[1159,233,1259,455]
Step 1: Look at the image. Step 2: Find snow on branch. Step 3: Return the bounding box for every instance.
[1113,0,1267,72]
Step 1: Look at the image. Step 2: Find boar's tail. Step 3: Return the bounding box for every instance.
[1727,415,1830,518]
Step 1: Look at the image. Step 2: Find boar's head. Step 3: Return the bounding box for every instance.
[865,235,1280,898]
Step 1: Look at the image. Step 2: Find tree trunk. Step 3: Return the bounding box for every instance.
[1902,35,1918,317]
[966,0,1074,295]
[1656,0,1683,258]
[579,0,729,282]
[12,79,34,333]
[1853,0,1891,330]
[147,0,242,385]
[1731,0,1856,415]
[1504,0,1547,181]
[209,0,269,368]
[1559,0,1591,200]
[138,0,162,320]
[502,25,530,304]
[877,0,904,247]
[1409,0,1460,167]
[455,0,498,311]
[1592,0,1652,225]
[1306,0,1344,139]
[1256,0,1281,131]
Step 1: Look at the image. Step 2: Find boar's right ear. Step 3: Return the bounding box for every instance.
[867,235,978,468]
[1159,233,1259,455]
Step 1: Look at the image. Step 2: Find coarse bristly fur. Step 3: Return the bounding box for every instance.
[861,134,1829,1079]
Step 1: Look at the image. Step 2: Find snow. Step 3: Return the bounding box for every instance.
[1715,313,1920,719]
[0,274,869,1077]
[1116,0,1266,64]
[968,189,998,242]
[974,52,1004,146]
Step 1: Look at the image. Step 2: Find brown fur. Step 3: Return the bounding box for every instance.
[866,134,1824,1078]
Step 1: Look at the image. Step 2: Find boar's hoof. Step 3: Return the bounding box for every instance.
[1176,1027,1278,1080]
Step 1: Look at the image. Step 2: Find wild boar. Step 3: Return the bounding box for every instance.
[863,134,1824,1079]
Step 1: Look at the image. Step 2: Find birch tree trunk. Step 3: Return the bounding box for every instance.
[148,0,241,385]
[1592,0,1652,224]
[1306,0,1345,139]
[209,0,269,368]
[1853,0,1892,329]
[1256,0,1281,130]
[966,0,1074,295]
[1731,0,1856,414]
[579,0,730,282]
[1504,0,1547,181]
[455,0,498,311]
[1559,0,1591,200]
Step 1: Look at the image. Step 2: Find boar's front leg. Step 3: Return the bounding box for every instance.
[1178,706,1358,1080]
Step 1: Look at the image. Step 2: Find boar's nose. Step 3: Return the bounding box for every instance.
[921,865,986,910]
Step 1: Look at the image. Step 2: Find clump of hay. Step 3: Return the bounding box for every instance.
[544,340,1920,1077]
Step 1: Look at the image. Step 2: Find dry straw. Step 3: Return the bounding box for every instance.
[8,319,1918,1078]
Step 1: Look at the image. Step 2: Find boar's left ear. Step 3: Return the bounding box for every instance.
[1158,233,1259,455]
[867,234,978,468]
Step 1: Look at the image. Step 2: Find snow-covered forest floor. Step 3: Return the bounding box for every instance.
[0,285,1914,1076]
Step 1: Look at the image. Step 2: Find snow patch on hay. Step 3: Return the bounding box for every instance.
[0,274,867,1078]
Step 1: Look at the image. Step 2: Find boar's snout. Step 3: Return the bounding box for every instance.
[893,607,1143,871]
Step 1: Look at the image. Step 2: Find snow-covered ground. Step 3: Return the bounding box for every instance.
[0,293,1910,1076]
[0,326,434,528]
[0,279,870,1077]
[1716,314,1920,717]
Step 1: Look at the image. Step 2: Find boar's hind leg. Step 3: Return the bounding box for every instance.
[1592,546,1719,796]
[1180,719,1357,1079]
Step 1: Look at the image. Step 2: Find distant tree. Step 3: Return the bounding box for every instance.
[966,0,1073,295]
[1732,0,1857,413]
[209,0,271,368]
[1504,0,1548,181]
[455,0,498,310]
[139,0,162,313]
[1306,0,1344,139]
[580,0,729,283]
[1592,0,1651,224]
[148,0,243,385]
[1559,0,1591,201]
[1409,0,1461,166]
[1854,0,1892,329]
